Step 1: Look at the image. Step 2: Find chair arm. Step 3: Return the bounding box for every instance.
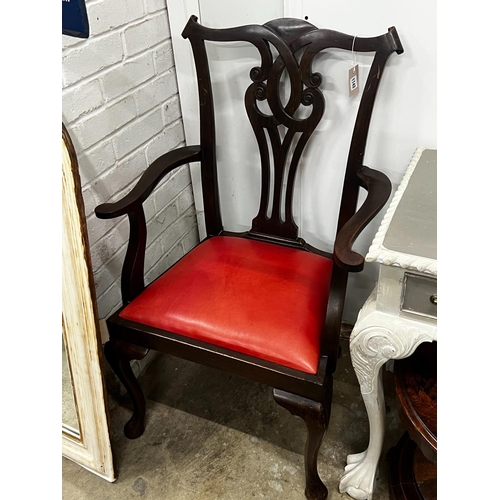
[94,145,202,305]
[95,146,203,219]
[333,166,392,273]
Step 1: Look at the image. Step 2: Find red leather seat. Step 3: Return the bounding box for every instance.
[120,236,333,374]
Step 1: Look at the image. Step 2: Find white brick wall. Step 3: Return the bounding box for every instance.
[62,0,199,323]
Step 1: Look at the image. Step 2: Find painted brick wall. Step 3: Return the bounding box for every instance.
[62,0,199,327]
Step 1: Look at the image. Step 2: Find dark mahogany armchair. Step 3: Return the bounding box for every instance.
[95,16,403,500]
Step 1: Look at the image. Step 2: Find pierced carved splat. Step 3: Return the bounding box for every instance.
[246,20,326,239]
[182,16,403,243]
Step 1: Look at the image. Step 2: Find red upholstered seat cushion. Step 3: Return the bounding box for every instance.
[119,236,333,374]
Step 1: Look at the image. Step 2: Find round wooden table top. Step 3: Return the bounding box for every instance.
[394,341,437,464]
[389,341,437,500]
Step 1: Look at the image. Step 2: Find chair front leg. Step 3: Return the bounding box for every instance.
[104,339,149,439]
[273,375,333,500]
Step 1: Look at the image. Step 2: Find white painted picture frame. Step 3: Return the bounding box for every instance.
[62,124,115,482]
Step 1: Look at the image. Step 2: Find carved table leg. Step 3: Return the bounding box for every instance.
[339,293,436,500]
[104,339,149,439]
[273,375,333,500]
[339,348,387,500]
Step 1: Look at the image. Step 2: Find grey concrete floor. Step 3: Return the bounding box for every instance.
[62,339,405,499]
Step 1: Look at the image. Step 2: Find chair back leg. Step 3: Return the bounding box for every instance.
[104,339,149,439]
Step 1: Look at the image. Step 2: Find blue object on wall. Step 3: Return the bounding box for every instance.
[62,0,90,38]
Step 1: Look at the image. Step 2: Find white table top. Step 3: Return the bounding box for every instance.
[366,147,437,276]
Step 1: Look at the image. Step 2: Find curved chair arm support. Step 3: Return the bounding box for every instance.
[333,166,392,273]
[94,145,203,305]
[95,146,203,219]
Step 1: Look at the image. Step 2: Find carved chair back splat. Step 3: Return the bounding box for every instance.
[95,15,403,500]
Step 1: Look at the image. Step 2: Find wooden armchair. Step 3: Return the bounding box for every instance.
[96,16,403,500]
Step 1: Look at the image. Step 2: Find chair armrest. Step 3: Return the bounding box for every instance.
[95,146,203,219]
[94,145,202,305]
[334,166,392,273]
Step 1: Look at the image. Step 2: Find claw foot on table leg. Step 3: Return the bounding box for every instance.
[344,486,372,500]
[339,458,377,500]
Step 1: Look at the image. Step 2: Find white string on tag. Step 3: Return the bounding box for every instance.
[349,35,359,97]
[352,35,357,67]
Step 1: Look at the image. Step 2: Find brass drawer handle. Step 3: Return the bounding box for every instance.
[430,294,437,305]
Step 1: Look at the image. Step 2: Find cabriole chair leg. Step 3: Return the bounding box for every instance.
[273,375,333,500]
[104,339,149,439]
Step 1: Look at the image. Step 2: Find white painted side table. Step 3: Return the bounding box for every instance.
[339,148,437,500]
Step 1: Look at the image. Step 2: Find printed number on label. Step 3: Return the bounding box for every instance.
[350,75,358,91]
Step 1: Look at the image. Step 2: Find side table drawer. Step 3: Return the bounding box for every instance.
[401,273,437,319]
